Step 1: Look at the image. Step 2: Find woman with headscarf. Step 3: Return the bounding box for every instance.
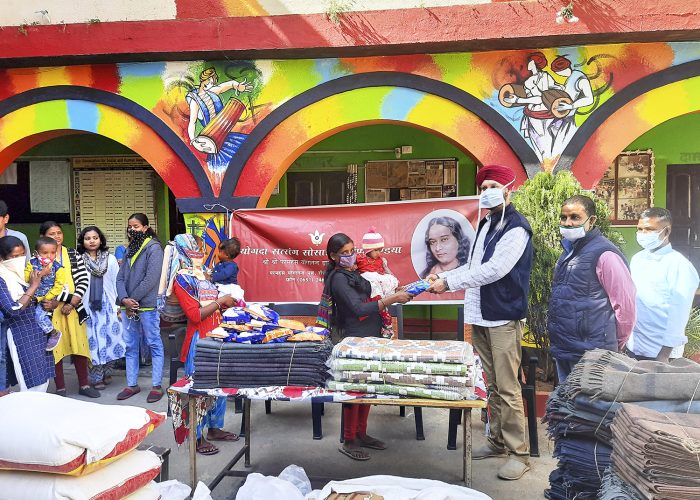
[39,221,99,398]
[116,213,164,403]
[168,234,242,455]
[0,235,54,392]
[77,226,125,390]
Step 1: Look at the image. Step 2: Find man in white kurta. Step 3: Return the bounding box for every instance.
[627,208,699,362]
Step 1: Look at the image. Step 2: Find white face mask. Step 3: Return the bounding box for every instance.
[636,230,666,251]
[559,225,586,242]
[1,256,26,280]
[479,187,506,209]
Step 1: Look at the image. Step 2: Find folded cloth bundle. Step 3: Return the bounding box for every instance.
[331,370,472,388]
[328,357,473,376]
[611,404,700,500]
[327,380,468,401]
[192,338,332,389]
[599,468,645,500]
[567,349,700,402]
[331,337,474,364]
[544,351,700,500]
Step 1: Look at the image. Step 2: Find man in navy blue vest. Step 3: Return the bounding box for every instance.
[428,164,533,481]
[548,195,636,382]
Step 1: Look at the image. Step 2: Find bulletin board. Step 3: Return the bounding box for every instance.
[365,158,458,203]
[0,160,72,223]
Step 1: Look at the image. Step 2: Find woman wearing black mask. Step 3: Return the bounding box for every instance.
[324,233,413,461]
[115,213,164,403]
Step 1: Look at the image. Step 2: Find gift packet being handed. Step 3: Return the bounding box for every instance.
[403,279,431,296]
[222,307,251,324]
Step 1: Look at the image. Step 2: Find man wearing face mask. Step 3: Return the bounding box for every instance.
[427,164,533,481]
[626,208,699,362]
[548,195,636,382]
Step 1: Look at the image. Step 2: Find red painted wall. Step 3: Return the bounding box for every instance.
[1,1,699,63]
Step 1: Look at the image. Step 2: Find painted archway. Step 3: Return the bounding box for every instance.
[216,72,540,210]
[222,88,534,209]
[567,76,700,188]
[0,86,212,199]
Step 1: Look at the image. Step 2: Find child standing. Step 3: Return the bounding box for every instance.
[25,236,65,350]
[356,228,399,339]
[211,237,245,303]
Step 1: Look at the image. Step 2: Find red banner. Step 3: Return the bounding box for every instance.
[230,197,480,303]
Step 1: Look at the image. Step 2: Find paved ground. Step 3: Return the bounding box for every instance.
[54,361,556,500]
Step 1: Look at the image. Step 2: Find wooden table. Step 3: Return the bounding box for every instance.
[179,391,486,492]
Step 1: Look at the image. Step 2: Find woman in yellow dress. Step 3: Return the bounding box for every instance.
[39,221,100,398]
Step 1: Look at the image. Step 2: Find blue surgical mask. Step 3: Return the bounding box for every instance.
[338,252,356,268]
[479,188,506,209]
[636,230,665,251]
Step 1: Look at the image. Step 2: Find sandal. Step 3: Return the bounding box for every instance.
[358,434,387,450]
[196,439,220,456]
[93,382,106,390]
[338,441,370,461]
[56,388,67,397]
[146,387,164,403]
[117,386,141,400]
[207,429,240,442]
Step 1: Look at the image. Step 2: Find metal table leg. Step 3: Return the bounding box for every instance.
[188,396,198,488]
[244,398,251,467]
[463,408,472,487]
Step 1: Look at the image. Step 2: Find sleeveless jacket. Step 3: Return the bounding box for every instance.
[548,227,627,361]
[477,204,534,321]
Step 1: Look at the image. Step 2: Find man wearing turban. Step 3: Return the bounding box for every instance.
[428,164,533,481]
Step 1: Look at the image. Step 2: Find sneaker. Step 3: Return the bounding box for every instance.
[78,386,101,398]
[473,443,508,460]
[497,457,530,480]
[45,330,62,351]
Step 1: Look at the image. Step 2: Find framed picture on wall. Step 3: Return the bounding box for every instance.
[366,158,458,202]
[593,149,654,225]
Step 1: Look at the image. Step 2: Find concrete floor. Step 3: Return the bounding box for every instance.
[55,362,556,500]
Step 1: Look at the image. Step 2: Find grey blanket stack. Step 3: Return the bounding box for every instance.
[611,404,700,500]
[192,338,333,389]
[543,349,700,500]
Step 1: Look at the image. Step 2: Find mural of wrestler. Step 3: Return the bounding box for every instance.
[549,56,594,157]
[502,52,560,163]
[187,67,254,173]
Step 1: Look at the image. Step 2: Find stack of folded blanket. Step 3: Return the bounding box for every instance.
[544,349,700,500]
[327,337,475,400]
[192,338,333,389]
[610,404,700,499]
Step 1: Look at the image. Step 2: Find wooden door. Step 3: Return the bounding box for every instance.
[287,171,350,207]
[667,165,700,273]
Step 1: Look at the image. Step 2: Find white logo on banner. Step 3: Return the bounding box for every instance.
[308,230,325,245]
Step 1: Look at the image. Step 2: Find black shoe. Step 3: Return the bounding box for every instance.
[79,386,101,398]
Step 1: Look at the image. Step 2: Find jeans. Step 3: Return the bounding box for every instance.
[123,310,163,387]
[554,357,580,384]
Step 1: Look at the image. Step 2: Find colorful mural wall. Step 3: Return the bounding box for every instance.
[3,41,700,211]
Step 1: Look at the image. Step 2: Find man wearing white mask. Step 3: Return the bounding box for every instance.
[428,164,533,481]
[548,195,636,382]
[626,208,699,362]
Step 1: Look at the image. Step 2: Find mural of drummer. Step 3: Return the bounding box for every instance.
[500,52,561,163]
[549,56,594,158]
[186,67,254,172]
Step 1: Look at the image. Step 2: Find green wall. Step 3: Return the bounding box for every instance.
[267,123,478,207]
[616,112,700,258]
